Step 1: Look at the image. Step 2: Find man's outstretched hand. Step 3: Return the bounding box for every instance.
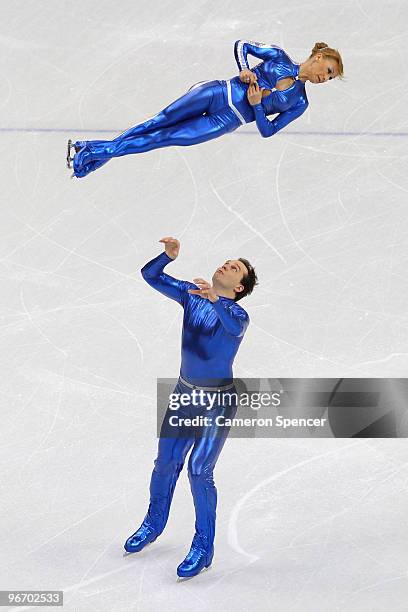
[159,237,180,260]
[188,278,219,303]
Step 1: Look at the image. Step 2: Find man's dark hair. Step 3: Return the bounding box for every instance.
[234,258,258,302]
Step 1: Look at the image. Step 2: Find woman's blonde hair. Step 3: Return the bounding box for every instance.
[310,42,344,79]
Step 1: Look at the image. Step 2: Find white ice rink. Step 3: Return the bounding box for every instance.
[1,1,408,610]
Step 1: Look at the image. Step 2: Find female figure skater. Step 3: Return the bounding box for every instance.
[67,40,343,178]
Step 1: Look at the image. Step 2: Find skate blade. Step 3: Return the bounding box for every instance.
[66,139,78,168]
[66,139,72,168]
[66,139,76,169]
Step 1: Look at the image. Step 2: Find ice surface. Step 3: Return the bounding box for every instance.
[1,1,408,610]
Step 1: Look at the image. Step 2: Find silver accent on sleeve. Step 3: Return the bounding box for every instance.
[237,40,298,68]
[236,39,273,69]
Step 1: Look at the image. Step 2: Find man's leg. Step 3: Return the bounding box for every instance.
[145,435,193,534]
[177,394,237,577]
[124,406,194,553]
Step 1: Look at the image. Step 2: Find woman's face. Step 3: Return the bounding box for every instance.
[309,53,339,84]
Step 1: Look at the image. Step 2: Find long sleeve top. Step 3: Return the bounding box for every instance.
[141,251,250,385]
[232,39,309,137]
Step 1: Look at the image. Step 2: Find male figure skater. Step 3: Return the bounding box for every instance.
[124,237,258,578]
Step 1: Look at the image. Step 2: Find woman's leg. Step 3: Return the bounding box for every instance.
[72,157,110,177]
[73,108,240,178]
[115,79,218,141]
[72,80,226,177]
[72,80,218,153]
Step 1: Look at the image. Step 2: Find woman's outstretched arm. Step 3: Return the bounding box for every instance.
[234,40,282,71]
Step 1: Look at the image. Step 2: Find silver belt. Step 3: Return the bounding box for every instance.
[179,375,235,391]
[226,80,247,125]
[188,79,246,125]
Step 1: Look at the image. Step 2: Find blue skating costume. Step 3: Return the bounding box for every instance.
[124,251,250,577]
[73,40,308,177]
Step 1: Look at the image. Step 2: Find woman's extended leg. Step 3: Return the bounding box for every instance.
[73,107,240,178]
[73,112,238,177]
[72,80,219,176]
[113,79,217,141]
[72,80,230,177]
[73,79,219,156]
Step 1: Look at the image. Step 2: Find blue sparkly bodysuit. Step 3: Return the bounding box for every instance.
[73,40,309,177]
[124,251,250,571]
[141,251,249,386]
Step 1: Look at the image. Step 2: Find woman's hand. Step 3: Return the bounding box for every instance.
[247,82,265,106]
[239,69,257,85]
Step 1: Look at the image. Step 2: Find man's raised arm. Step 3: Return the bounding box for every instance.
[141,237,187,306]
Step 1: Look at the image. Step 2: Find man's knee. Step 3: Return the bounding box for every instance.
[153,457,184,477]
[188,463,215,487]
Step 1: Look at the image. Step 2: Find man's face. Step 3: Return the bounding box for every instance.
[212,259,248,297]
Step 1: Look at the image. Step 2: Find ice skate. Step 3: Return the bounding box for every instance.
[176,544,214,579]
[123,521,159,555]
[67,139,86,169]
